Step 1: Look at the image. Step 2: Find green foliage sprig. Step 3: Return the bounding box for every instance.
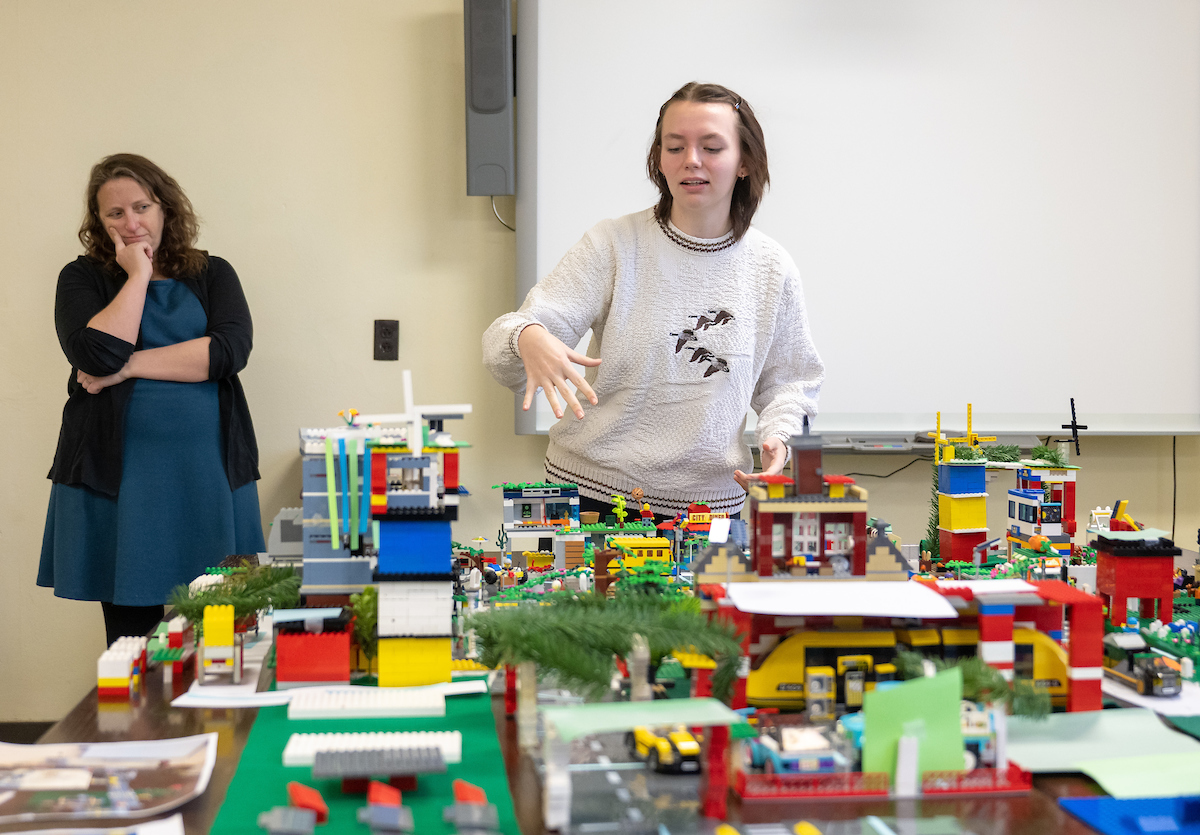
[982,444,1021,462]
[924,461,941,561]
[349,586,379,661]
[168,565,301,632]
[1029,445,1068,467]
[951,444,984,461]
[468,594,742,702]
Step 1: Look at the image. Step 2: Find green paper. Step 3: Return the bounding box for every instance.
[1075,751,1200,798]
[540,697,746,742]
[1168,715,1200,740]
[862,668,965,780]
[1008,707,1200,772]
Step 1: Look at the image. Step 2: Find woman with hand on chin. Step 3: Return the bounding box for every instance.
[39,153,264,646]
[484,82,824,521]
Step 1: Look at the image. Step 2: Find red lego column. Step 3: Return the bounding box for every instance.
[1066,599,1104,711]
[443,450,459,491]
[754,505,775,577]
[977,605,1015,680]
[504,665,517,716]
[699,725,730,819]
[713,602,752,709]
[852,512,867,576]
[692,667,713,699]
[1062,481,1076,537]
[371,450,387,517]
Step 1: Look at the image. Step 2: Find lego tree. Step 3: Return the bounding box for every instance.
[611,493,628,527]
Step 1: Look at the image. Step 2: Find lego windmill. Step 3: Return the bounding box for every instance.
[930,405,993,566]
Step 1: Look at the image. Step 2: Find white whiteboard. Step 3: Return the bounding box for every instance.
[514,0,1200,436]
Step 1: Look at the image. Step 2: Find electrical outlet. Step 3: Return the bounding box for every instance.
[374,319,399,361]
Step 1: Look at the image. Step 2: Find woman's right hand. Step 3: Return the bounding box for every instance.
[519,323,601,420]
[107,225,153,280]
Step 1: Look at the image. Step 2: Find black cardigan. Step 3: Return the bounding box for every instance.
[48,254,260,496]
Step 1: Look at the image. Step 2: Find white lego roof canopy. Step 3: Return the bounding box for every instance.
[725,581,958,619]
[540,697,747,742]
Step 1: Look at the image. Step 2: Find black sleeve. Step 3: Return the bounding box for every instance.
[54,259,135,377]
[204,256,253,380]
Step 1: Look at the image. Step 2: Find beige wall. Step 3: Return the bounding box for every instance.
[1,1,1196,721]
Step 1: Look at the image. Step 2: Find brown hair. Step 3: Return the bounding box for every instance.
[647,82,769,241]
[78,153,207,278]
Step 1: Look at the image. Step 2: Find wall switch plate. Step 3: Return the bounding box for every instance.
[374,319,399,361]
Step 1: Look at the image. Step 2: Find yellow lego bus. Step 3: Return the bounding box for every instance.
[745,630,898,711]
[610,536,674,567]
[746,624,1070,712]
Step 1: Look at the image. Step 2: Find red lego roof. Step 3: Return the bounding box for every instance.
[823,474,856,485]
[753,474,793,484]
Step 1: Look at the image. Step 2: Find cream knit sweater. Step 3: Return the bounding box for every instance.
[482,208,824,516]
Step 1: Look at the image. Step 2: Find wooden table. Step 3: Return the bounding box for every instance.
[9,666,1105,835]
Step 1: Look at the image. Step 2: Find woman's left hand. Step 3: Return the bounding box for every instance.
[734,437,788,491]
[77,364,129,394]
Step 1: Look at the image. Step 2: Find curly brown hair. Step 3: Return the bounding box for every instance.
[646,82,770,242]
[78,154,207,278]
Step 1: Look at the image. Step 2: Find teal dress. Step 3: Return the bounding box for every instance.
[38,279,264,606]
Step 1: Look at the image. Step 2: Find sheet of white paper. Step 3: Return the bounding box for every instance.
[80,738,210,761]
[1101,678,1200,716]
[5,812,185,835]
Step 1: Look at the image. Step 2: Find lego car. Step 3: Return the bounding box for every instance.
[624,725,701,773]
[1102,632,1182,697]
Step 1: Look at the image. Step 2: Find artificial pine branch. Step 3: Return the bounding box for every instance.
[894,649,1049,718]
[468,594,742,702]
[1030,444,1068,467]
[924,461,941,562]
[982,444,1021,462]
[168,565,301,631]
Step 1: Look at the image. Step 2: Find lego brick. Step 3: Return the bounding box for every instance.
[367,780,402,807]
[443,802,500,832]
[938,494,988,531]
[258,806,317,835]
[377,637,452,687]
[287,782,328,824]
[377,520,451,575]
[288,688,445,720]
[357,804,414,832]
[282,731,462,767]
[204,605,235,647]
[938,463,986,495]
[275,631,351,684]
[377,611,453,638]
[312,747,446,779]
[938,529,988,563]
[302,558,374,587]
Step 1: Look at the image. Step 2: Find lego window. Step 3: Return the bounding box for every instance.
[772,523,786,557]
[1008,500,1015,518]
[1041,505,1062,524]
[1014,643,1035,680]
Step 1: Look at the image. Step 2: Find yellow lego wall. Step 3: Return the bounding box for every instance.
[938,494,988,531]
[378,637,452,687]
